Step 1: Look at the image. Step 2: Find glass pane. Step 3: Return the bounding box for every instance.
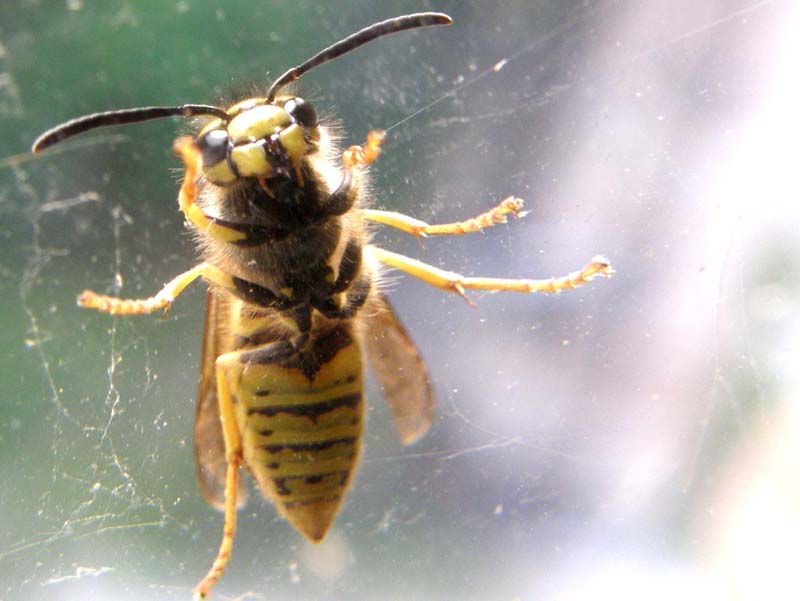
[1,1,797,599]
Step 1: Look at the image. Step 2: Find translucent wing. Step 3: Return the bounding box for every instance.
[194,290,247,510]
[364,293,434,445]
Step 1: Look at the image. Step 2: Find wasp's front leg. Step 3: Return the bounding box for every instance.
[173,136,255,244]
[322,130,386,217]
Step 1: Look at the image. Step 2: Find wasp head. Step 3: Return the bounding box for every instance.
[195,96,320,186]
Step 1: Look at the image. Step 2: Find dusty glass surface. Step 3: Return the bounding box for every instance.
[1,1,797,600]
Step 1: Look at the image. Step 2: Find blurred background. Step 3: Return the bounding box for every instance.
[1,1,798,600]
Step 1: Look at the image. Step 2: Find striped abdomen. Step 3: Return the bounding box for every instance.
[231,312,363,542]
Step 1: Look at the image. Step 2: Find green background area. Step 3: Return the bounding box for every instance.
[1,2,797,600]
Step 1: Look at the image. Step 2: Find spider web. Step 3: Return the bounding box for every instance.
[2,1,795,600]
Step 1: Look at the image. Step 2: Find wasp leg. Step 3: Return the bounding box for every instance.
[343,129,385,169]
[363,196,526,240]
[322,130,386,217]
[193,351,244,601]
[78,262,236,315]
[173,136,249,244]
[367,246,613,304]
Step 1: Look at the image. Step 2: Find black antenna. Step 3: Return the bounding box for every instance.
[32,13,452,154]
[266,12,452,101]
[32,104,228,154]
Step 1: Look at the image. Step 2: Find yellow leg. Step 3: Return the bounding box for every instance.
[193,353,243,601]
[350,132,525,240]
[343,129,385,168]
[368,246,613,304]
[173,137,249,244]
[363,196,526,239]
[77,262,236,315]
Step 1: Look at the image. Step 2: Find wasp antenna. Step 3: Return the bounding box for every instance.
[31,104,229,154]
[266,12,452,101]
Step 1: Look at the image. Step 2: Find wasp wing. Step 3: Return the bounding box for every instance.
[363,293,434,445]
[195,290,248,510]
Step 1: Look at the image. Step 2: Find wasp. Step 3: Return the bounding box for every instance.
[32,12,612,599]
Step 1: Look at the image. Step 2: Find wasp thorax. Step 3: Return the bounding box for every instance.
[197,98,317,186]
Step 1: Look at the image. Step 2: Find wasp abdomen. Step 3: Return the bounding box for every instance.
[232,319,364,541]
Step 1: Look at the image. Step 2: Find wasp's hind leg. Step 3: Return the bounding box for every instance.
[193,351,244,601]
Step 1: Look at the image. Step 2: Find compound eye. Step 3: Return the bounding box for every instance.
[197,128,229,166]
[283,97,318,128]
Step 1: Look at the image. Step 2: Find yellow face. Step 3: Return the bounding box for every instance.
[196,96,319,186]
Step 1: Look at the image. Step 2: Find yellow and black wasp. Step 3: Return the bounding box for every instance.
[32,12,611,599]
